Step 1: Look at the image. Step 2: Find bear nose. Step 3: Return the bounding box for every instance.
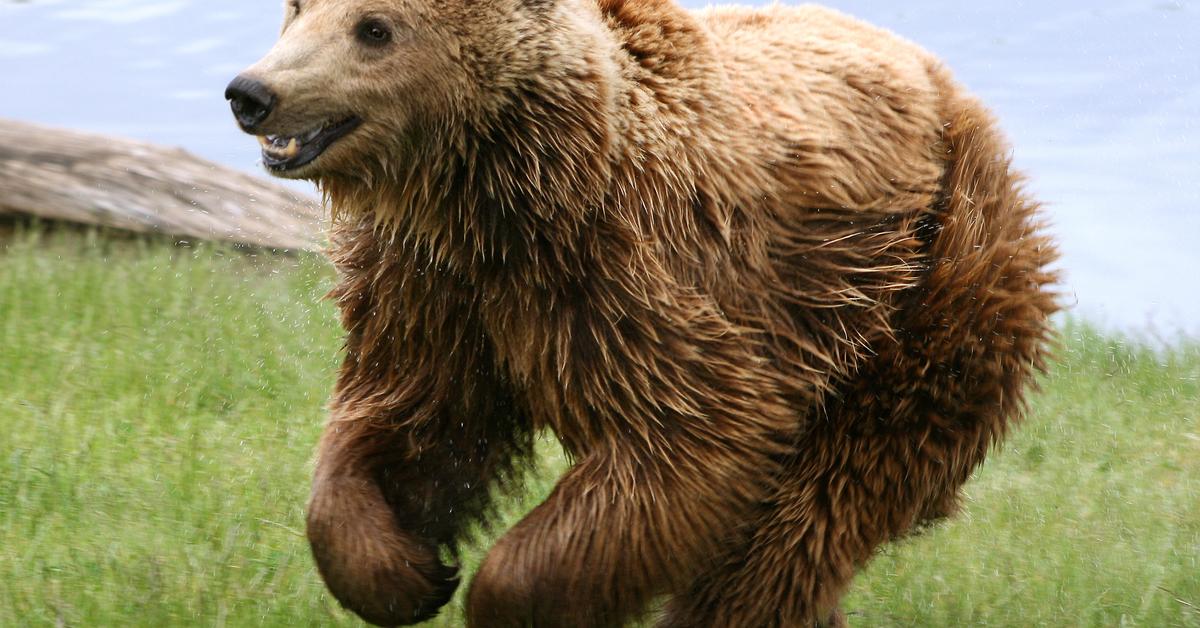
[225,75,276,132]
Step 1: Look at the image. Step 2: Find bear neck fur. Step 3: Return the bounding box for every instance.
[318,0,747,286]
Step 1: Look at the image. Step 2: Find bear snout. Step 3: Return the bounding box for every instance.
[225,75,277,133]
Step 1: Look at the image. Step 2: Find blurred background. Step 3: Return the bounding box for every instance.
[2,0,1198,335]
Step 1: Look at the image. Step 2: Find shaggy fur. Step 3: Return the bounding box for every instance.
[232,0,1059,626]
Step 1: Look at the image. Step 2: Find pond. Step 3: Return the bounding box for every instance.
[1,0,1197,336]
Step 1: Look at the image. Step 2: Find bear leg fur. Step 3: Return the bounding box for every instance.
[659,88,1059,628]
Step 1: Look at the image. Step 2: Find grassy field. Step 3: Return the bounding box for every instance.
[1,228,1197,627]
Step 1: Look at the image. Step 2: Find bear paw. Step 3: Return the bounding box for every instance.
[307,475,459,626]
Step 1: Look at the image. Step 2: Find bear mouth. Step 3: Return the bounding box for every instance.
[257,117,361,172]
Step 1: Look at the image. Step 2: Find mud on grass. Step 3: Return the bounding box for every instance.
[1,229,1197,626]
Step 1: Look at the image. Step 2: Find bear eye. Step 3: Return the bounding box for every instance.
[356,18,392,46]
[290,0,300,14]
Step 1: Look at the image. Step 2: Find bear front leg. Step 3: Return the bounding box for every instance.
[310,222,537,626]
[464,281,807,626]
[307,426,460,626]
[308,394,532,626]
[467,405,793,627]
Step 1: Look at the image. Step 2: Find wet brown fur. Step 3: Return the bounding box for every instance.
[237,1,1060,625]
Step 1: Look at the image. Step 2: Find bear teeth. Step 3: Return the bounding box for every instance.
[258,125,327,157]
[258,135,300,159]
[253,117,360,169]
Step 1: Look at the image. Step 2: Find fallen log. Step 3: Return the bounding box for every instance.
[0,118,323,251]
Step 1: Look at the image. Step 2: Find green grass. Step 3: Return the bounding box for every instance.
[845,322,1200,626]
[1,228,1197,627]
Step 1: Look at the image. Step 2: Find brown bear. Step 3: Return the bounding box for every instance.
[226,0,1059,626]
